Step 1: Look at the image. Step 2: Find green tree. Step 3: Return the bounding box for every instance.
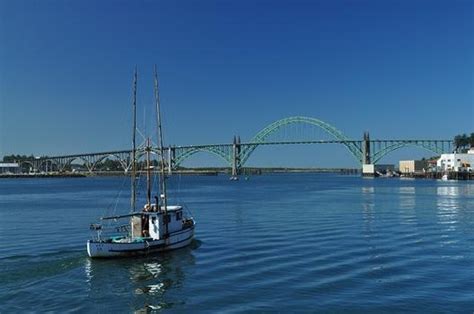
[454,133,473,152]
[461,133,469,149]
[454,135,462,151]
[2,154,34,163]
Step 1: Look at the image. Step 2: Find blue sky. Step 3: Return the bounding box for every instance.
[0,0,472,167]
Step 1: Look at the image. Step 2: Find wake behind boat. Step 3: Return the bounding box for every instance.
[87,67,195,258]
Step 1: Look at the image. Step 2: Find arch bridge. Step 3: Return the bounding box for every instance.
[24,116,452,175]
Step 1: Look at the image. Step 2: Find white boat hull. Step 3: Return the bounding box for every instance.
[87,226,194,258]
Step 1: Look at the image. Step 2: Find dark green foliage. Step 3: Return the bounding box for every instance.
[2,154,36,163]
[95,158,123,171]
[454,133,474,152]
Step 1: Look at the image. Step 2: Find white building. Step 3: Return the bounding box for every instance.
[0,163,21,174]
[437,148,474,172]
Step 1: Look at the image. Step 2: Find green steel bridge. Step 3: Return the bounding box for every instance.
[23,116,452,175]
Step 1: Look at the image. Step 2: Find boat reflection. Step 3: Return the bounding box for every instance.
[84,242,199,312]
[436,186,461,238]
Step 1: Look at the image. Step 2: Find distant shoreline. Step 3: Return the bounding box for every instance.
[0,167,360,178]
[0,173,87,178]
[1,169,472,180]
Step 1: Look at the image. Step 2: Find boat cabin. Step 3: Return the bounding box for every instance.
[131,205,184,240]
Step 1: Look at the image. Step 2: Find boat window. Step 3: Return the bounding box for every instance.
[176,211,182,221]
[164,214,171,224]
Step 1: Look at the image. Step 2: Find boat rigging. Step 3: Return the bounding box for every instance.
[86,67,195,258]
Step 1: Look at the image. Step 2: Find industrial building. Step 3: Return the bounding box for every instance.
[399,160,427,174]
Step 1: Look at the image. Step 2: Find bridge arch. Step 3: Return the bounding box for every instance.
[372,142,450,164]
[174,147,231,168]
[19,161,35,172]
[39,159,60,172]
[93,154,131,172]
[240,116,363,165]
[61,156,97,172]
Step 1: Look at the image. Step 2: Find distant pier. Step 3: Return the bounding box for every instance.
[402,171,474,180]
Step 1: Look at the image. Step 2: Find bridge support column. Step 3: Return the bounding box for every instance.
[167,147,175,175]
[33,159,40,173]
[231,136,241,177]
[362,132,371,165]
[362,132,375,176]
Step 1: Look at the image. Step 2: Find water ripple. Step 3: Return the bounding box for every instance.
[1,176,474,312]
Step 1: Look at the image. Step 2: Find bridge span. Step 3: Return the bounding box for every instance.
[21,116,452,175]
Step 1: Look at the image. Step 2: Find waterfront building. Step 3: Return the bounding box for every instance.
[0,163,20,174]
[399,160,427,174]
[437,148,474,172]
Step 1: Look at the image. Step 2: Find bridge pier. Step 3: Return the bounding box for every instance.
[231,136,241,176]
[362,132,371,165]
[362,132,375,176]
[33,159,40,173]
[167,146,176,175]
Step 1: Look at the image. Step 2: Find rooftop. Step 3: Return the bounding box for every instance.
[0,163,20,168]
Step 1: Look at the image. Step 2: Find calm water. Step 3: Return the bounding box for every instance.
[0,174,473,313]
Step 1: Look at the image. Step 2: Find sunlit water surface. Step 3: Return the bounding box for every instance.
[1,174,473,312]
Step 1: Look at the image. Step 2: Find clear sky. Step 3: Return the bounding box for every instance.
[0,0,472,167]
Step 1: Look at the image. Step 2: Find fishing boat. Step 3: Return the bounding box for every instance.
[87,67,195,258]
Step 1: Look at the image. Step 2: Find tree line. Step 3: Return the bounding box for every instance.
[2,154,37,163]
[454,133,474,152]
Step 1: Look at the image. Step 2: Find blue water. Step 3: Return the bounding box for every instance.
[1,174,473,312]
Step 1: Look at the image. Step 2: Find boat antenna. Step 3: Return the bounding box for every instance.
[154,65,169,235]
[131,66,138,212]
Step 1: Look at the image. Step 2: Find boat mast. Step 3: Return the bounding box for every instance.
[131,67,138,212]
[146,137,152,207]
[153,65,169,235]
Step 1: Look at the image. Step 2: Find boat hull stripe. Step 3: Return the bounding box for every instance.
[109,233,194,253]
